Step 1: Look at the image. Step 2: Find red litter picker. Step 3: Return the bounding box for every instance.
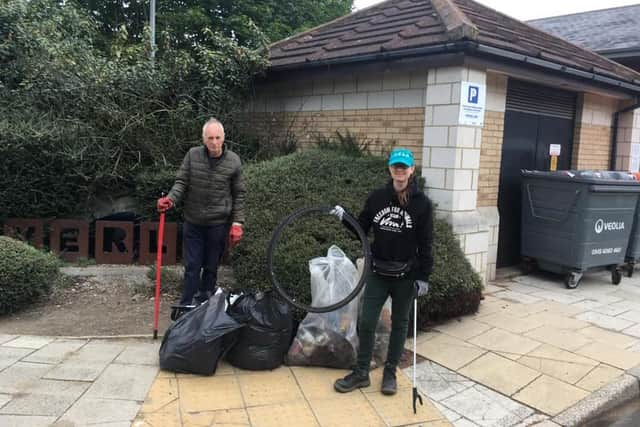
[153,198,167,340]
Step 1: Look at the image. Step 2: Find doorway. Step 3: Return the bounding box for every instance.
[497,79,576,267]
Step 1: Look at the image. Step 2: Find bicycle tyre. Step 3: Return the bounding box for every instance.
[267,206,371,313]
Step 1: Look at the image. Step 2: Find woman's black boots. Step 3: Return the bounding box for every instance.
[334,369,370,393]
[381,365,397,395]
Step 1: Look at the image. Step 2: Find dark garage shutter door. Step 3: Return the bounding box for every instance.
[506,79,576,120]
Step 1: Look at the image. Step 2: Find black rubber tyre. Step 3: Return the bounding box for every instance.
[564,273,580,289]
[612,268,622,285]
[267,206,371,313]
[627,263,635,278]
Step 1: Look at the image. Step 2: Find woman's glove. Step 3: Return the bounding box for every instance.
[329,205,345,220]
[415,280,429,297]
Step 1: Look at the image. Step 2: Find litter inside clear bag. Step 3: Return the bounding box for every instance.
[285,245,360,368]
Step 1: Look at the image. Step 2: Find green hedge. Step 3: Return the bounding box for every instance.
[0,236,61,315]
[231,148,482,322]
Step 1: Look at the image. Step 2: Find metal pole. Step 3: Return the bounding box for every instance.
[412,291,423,414]
[150,0,156,62]
[153,210,165,339]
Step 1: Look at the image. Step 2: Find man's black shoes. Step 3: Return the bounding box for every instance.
[334,370,370,393]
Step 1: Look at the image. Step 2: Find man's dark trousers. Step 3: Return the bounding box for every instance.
[179,221,228,305]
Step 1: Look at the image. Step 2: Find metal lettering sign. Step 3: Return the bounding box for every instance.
[458,81,486,126]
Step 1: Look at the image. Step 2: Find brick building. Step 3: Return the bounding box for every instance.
[244,0,640,281]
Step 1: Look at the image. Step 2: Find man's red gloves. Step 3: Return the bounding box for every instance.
[228,223,243,248]
[157,197,173,213]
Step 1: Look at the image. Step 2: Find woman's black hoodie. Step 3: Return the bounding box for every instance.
[357,180,434,282]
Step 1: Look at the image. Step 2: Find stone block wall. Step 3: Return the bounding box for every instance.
[421,66,491,281]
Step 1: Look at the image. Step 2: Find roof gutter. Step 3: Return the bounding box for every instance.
[473,44,640,94]
[610,100,640,170]
[268,41,473,73]
[269,42,640,95]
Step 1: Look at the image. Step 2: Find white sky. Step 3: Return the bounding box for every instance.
[353,0,640,21]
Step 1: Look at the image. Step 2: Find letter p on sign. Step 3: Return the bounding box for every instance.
[468,86,479,104]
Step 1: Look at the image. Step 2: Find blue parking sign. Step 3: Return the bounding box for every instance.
[468,85,479,104]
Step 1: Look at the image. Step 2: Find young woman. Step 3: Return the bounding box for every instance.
[331,147,433,395]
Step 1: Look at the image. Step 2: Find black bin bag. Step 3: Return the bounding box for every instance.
[226,291,293,370]
[159,291,243,375]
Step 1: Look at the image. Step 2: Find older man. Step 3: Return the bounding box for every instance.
[157,118,246,306]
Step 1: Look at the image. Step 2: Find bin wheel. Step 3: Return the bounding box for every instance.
[521,258,535,275]
[612,268,623,285]
[627,263,635,278]
[564,272,581,289]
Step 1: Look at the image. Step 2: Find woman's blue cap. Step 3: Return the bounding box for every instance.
[388,148,414,167]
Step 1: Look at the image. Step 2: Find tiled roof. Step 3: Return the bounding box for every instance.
[268,0,640,88]
[528,4,640,54]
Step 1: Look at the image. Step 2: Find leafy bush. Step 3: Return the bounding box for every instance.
[231,148,482,322]
[1,0,267,220]
[0,236,61,315]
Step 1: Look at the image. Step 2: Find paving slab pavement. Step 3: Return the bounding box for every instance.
[4,267,640,425]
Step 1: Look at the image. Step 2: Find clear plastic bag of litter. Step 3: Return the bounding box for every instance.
[285,245,360,368]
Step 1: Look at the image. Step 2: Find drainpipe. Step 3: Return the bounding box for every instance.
[610,99,640,170]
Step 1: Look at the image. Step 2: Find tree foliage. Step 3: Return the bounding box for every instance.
[74,0,354,49]
[1,0,267,219]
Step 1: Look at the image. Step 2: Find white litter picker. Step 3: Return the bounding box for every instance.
[412,281,428,414]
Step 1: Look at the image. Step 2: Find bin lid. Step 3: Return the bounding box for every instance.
[521,170,640,186]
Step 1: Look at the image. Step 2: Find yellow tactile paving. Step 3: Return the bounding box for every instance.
[247,400,319,427]
[308,393,385,427]
[133,400,181,427]
[214,360,236,376]
[157,370,176,379]
[140,377,179,414]
[178,375,244,412]
[238,368,304,406]
[364,387,444,426]
[363,366,412,392]
[182,408,250,426]
[136,365,452,427]
[290,366,349,400]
